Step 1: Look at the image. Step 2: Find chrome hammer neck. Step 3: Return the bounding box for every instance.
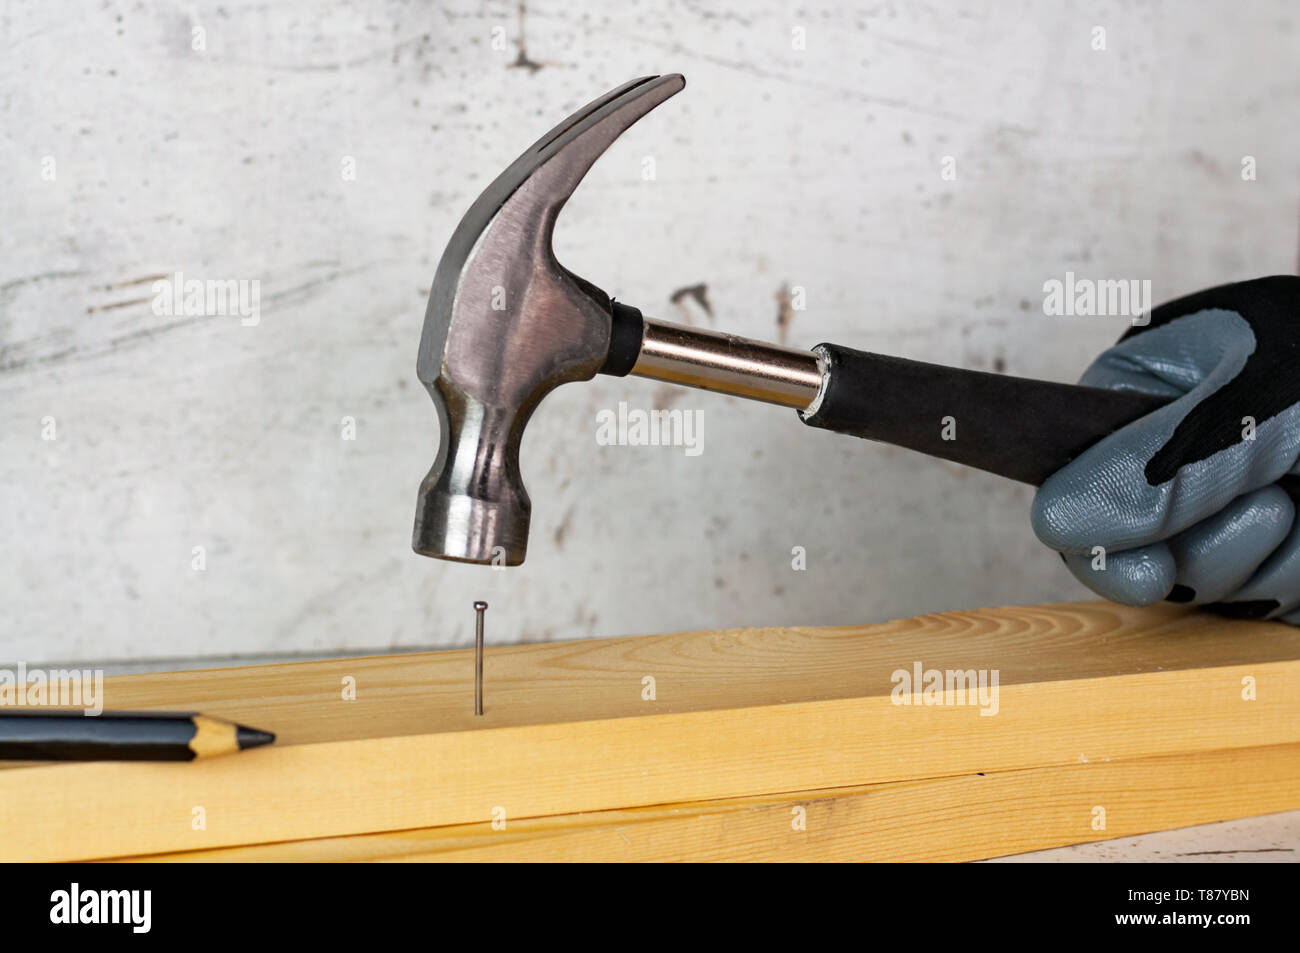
[628,316,825,410]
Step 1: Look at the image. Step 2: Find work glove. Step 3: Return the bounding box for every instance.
[1032,275,1300,623]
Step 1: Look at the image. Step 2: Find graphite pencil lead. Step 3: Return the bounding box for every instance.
[234,724,276,750]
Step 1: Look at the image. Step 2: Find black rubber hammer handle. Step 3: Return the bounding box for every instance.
[799,343,1173,486]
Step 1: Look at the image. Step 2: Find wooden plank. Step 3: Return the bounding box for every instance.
[121,743,1300,862]
[3,602,1299,861]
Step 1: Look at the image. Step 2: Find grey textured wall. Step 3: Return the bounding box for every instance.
[2,0,1297,662]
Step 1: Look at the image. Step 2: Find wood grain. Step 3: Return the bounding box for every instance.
[120,743,1300,862]
[3,602,1298,861]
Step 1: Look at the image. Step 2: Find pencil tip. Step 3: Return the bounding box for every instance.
[235,725,276,750]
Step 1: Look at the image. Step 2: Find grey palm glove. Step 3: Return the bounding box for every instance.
[1032,275,1300,623]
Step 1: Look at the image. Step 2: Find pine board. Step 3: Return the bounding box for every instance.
[3,602,1299,861]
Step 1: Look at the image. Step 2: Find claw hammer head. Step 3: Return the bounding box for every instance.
[413,75,684,565]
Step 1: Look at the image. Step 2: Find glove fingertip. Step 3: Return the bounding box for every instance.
[1062,544,1176,606]
[1031,484,1079,552]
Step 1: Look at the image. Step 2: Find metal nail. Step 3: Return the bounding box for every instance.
[473,601,487,715]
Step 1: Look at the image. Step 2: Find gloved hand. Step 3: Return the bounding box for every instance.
[1032,275,1300,623]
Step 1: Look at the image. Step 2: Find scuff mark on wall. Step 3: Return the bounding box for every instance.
[552,506,574,548]
[86,296,152,314]
[775,282,793,344]
[99,274,168,292]
[669,282,712,324]
[652,383,681,409]
[84,273,161,315]
[508,1,544,74]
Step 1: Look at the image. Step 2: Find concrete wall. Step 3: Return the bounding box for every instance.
[2,0,1297,662]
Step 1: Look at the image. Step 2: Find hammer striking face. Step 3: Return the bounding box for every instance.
[414,74,1183,568]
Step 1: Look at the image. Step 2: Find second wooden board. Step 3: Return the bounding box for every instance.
[121,742,1300,862]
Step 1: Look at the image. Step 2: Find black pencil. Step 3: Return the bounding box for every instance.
[0,710,275,762]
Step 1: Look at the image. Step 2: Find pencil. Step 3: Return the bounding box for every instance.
[0,710,275,762]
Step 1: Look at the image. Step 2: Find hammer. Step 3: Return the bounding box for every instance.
[413,74,1168,566]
